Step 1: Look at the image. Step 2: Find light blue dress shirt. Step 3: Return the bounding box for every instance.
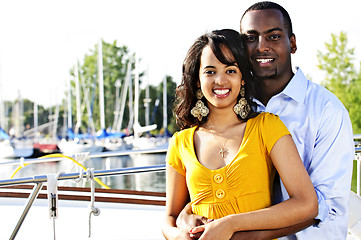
[253,68,354,239]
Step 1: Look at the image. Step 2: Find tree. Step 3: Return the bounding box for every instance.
[139,75,179,134]
[317,32,361,133]
[70,40,133,133]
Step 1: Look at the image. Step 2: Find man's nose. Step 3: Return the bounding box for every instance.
[257,36,270,52]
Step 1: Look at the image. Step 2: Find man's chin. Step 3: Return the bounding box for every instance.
[252,69,278,80]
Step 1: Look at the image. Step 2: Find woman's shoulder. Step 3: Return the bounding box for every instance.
[250,112,281,123]
[170,126,197,143]
[248,112,287,132]
[168,126,197,152]
[174,126,197,137]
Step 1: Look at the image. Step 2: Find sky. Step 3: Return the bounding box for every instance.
[0,0,360,108]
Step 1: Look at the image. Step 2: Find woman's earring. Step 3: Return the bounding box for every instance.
[234,81,251,119]
[191,89,209,121]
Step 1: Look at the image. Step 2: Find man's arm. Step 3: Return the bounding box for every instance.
[177,202,318,240]
[230,219,319,240]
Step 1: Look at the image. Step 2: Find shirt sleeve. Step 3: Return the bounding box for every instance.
[165,132,186,176]
[310,109,354,225]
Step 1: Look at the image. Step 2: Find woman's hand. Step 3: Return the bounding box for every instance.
[176,203,209,230]
[176,228,196,240]
[189,218,234,240]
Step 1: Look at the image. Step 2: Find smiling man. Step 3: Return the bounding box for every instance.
[237,1,354,239]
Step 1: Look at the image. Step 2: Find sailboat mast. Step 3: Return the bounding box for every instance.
[98,39,105,130]
[145,70,150,126]
[127,60,134,131]
[34,102,38,141]
[134,57,140,138]
[116,61,131,132]
[67,77,72,131]
[0,73,5,129]
[74,62,81,134]
[162,76,167,130]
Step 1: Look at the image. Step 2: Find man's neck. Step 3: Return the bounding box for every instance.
[255,72,294,106]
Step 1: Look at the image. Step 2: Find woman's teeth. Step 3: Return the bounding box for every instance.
[214,89,229,95]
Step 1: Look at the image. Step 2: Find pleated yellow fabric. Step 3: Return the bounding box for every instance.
[166,112,290,221]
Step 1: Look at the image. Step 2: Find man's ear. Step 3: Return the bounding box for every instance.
[290,34,297,54]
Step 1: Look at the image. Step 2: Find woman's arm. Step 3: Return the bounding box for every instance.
[191,135,318,239]
[162,163,193,240]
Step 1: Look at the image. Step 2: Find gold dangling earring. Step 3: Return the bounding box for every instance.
[191,89,209,121]
[233,80,251,119]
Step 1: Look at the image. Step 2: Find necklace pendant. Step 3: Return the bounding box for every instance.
[219,148,227,159]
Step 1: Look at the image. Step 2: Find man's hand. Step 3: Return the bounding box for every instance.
[176,202,208,239]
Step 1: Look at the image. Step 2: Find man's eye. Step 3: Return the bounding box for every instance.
[269,35,281,40]
[246,35,256,42]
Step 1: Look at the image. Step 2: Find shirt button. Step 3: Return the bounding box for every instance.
[213,174,223,183]
[215,189,225,199]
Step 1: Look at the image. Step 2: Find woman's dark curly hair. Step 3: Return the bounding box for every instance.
[174,29,256,130]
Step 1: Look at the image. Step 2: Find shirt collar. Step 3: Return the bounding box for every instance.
[252,67,308,108]
[281,67,308,104]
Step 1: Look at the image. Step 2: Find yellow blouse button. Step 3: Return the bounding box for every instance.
[215,189,225,199]
[213,174,223,184]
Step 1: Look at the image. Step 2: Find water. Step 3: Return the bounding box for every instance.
[0,153,166,192]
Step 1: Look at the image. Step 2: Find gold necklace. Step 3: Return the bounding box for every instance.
[204,126,230,159]
[213,134,229,159]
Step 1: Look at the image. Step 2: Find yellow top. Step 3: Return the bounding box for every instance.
[166,112,290,220]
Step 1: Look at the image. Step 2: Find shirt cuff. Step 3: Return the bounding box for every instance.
[314,189,336,227]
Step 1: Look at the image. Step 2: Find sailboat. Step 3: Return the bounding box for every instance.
[0,92,34,159]
[58,62,103,157]
[29,103,59,156]
[95,39,130,151]
[129,57,169,150]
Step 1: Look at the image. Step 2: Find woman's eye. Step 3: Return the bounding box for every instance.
[227,69,237,74]
[205,70,215,75]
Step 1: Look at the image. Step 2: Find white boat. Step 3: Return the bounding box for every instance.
[130,58,171,151]
[58,138,104,157]
[0,139,34,159]
[58,61,104,157]
[0,183,165,239]
[0,145,360,239]
[0,151,166,240]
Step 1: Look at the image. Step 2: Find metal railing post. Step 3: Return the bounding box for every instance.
[10,182,43,240]
[356,158,361,196]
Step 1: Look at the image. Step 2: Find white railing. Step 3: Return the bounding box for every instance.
[355,148,361,196]
[0,147,167,240]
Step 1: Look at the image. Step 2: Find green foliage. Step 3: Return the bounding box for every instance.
[138,75,179,134]
[317,32,361,133]
[69,40,132,133]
